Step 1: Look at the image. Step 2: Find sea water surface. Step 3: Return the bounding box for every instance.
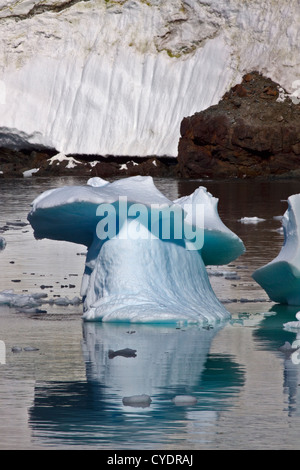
[1,176,300,450]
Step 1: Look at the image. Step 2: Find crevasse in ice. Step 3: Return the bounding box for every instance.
[28,176,245,324]
[253,194,300,305]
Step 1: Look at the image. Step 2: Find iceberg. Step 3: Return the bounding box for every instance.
[28,176,245,324]
[253,194,300,305]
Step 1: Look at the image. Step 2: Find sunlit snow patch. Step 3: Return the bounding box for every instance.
[253,194,300,305]
[28,176,245,324]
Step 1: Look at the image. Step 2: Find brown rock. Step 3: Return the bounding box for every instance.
[178,71,300,179]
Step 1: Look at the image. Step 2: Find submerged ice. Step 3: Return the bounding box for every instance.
[28,176,245,324]
[253,194,300,305]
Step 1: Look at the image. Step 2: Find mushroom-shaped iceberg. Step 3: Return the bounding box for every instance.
[28,176,245,324]
[253,194,300,305]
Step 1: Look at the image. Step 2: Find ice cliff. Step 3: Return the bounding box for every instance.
[28,176,245,323]
[0,0,300,157]
[253,194,300,305]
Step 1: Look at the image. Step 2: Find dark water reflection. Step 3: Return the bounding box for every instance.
[2,176,300,449]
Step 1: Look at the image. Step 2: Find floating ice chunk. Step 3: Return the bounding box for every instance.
[239,217,265,224]
[27,176,245,324]
[253,195,300,305]
[23,168,39,177]
[172,395,198,405]
[87,177,108,187]
[122,394,152,408]
[0,290,43,308]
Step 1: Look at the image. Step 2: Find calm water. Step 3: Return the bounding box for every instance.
[1,176,300,450]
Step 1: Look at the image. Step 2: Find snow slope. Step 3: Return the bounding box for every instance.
[0,0,299,156]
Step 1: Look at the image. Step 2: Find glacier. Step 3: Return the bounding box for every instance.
[253,194,300,305]
[27,176,245,323]
[0,0,300,156]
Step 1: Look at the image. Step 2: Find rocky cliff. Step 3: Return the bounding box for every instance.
[178,72,300,178]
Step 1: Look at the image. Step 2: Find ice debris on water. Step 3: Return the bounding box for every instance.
[239,217,265,223]
[122,395,152,408]
[283,312,300,329]
[0,289,82,311]
[27,176,245,324]
[11,346,39,353]
[172,395,198,405]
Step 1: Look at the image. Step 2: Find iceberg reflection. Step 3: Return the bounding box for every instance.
[28,323,244,447]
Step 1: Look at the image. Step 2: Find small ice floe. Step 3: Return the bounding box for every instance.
[224,272,241,280]
[208,270,239,279]
[50,296,81,306]
[172,395,198,405]
[23,168,39,178]
[19,307,47,314]
[108,348,137,359]
[283,312,300,329]
[11,345,39,353]
[239,217,265,224]
[0,290,44,309]
[122,394,152,408]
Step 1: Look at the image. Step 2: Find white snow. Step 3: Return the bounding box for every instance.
[253,195,300,305]
[0,0,300,156]
[27,176,245,323]
[48,152,81,168]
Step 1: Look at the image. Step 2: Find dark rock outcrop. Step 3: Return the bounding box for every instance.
[0,147,178,179]
[178,72,300,179]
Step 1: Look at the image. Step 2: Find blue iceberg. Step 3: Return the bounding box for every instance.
[253,194,300,305]
[28,176,245,324]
